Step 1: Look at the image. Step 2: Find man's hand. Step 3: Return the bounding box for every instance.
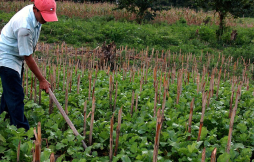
[39,79,51,94]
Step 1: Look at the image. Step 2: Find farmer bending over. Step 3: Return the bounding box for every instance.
[0,0,58,131]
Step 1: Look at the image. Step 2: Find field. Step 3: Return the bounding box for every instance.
[0,42,253,161]
[0,0,254,162]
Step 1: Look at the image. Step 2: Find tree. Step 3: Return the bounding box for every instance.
[115,0,169,24]
[195,0,254,37]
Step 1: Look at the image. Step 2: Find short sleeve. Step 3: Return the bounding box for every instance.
[17,28,33,56]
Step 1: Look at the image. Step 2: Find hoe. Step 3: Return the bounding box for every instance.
[48,88,88,150]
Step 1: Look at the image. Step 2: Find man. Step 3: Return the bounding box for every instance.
[0,0,58,131]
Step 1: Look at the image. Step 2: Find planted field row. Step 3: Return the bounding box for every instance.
[0,44,253,161]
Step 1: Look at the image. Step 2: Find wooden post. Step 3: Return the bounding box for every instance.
[196,73,200,93]
[130,90,135,116]
[49,75,54,115]
[89,96,96,146]
[153,66,157,88]
[197,92,207,142]
[153,83,158,117]
[57,65,60,89]
[50,153,55,162]
[30,74,33,100]
[109,75,113,111]
[83,100,87,137]
[114,107,122,156]
[153,109,162,162]
[65,71,70,115]
[187,98,195,140]
[158,72,162,102]
[207,69,215,108]
[88,72,92,101]
[216,67,222,100]
[211,148,217,162]
[91,69,98,101]
[176,69,183,104]
[113,81,118,112]
[38,122,41,145]
[34,77,37,103]
[135,94,139,112]
[25,66,28,97]
[140,76,143,93]
[109,113,114,162]
[201,66,206,92]
[172,65,176,84]
[52,64,56,90]
[17,141,21,162]
[145,61,149,84]
[226,82,242,155]
[62,65,66,92]
[69,60,73,92]
[77,74,80,94]
[201,147,206,162]
[161,90,166,117]
[229,81,235,118]
[129,68,133,82]
[34,141,40,162]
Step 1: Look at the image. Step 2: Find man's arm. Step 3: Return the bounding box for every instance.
[24,55,51,93]
[17,28,50,93]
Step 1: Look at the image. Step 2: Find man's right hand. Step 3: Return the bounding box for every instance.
[39,79,51,94]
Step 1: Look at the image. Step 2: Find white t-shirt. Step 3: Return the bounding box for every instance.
[0,4,41,76]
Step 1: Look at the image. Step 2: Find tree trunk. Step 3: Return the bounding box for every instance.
[218,12,225,37]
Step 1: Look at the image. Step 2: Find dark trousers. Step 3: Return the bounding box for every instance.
[0,66,29,131]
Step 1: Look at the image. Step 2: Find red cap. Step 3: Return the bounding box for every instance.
[32,0,58,22]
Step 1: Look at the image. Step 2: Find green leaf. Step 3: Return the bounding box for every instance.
[56,154,65,162]
[56,143,66,150]
[217,153,230,162]
[92,151,98,156]
[187,142,196,154]
[92,143,104,150]
[76,134,84,142]
[25,101,38,108]
[236,123,247,133]
[40,148,52,162]
[233,143,245,150]
[138,129,146,134]
[0,134,6,143]
[66,134,75,142]
[160,142,168,147]
[196,141,203,149]
[121,155,131,162]
[130,142,138,153]
[220,136,228,147]
[200,127,208,140]
[0,146,6,153]
[20,143,29,153]
[169,141,179,149]
[26,128,34,139]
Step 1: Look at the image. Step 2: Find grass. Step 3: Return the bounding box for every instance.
[1,0,254,64]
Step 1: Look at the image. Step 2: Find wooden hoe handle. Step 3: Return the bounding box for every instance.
[48,88,88,149]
